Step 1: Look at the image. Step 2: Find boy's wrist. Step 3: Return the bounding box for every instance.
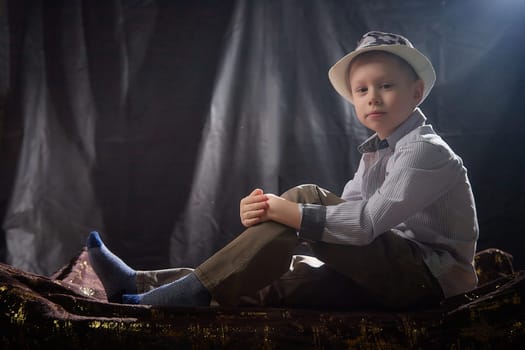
[267,196,302,230]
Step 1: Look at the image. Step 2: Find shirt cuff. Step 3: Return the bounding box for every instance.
[298,204,326,241]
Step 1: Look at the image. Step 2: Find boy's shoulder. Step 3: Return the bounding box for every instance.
[396,124,460,163]
[398,124,450,150]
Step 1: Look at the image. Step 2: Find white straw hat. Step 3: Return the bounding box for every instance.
[328,31,436,105]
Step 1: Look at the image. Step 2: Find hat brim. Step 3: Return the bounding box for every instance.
[328,44,436,105]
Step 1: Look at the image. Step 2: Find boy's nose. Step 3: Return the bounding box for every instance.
[368,95,381,106]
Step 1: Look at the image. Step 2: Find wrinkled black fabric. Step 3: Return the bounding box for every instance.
[1,0,525,275]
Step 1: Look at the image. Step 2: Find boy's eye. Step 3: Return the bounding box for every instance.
[355,87,368,94]
[381,83,393,89]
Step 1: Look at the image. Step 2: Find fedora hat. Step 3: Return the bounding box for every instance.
[328,31,436,105]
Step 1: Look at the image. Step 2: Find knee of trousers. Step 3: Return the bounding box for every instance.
[280,184,325,203]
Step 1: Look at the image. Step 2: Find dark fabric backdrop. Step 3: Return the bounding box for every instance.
[1,0,524,276]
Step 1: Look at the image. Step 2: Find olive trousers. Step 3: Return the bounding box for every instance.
[136,185,443,310]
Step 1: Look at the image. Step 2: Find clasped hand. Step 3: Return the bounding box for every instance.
[239,189,301,230]
[239,188,270,227]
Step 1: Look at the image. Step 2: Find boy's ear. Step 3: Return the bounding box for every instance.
[413,79,424,104]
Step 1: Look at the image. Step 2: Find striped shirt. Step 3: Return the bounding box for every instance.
[298,108,479,298]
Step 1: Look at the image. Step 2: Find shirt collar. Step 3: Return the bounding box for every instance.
[358,108,427,153]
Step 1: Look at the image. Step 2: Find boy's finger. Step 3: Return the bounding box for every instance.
[242,209,263,222]
[244,194,268,205]
[243,218,259,227]
[250,188,264,196]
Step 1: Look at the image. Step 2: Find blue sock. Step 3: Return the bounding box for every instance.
[86,231,137,302]
[122,273,211,307]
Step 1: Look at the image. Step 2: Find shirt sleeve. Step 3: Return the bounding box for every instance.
[298,139,462,245]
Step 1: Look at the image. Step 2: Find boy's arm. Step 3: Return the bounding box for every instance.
[300,141,464,245]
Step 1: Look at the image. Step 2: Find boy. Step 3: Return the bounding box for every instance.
[87,31,479,310]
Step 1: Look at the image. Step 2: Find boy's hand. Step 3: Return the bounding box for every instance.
[240,188,269,227]
[240,188,302,230]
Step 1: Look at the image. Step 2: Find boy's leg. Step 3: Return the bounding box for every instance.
[136,268,194,293]
[239,254,376,309]
[309,233,444,309]
[195,184,339,306]
[194,221,298,306]
[86,185,323,306]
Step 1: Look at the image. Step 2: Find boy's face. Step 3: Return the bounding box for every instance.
[348,52,424,140]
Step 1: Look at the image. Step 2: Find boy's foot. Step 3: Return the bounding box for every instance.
[122,273,211,307]
[86,231,137,302]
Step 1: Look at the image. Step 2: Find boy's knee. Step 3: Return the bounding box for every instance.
[280,184,323,203]
[281,185,344,206]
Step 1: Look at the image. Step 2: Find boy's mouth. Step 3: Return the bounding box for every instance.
[366,111,386,119]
